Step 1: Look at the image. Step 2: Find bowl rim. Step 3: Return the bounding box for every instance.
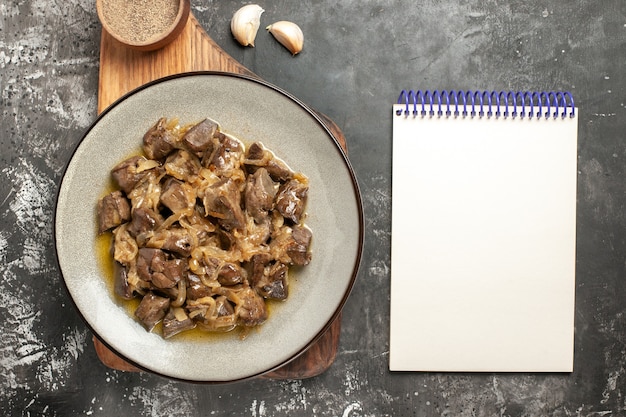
[53,71,364,383]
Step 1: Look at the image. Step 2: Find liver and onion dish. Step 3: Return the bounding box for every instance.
[97,118,312,338]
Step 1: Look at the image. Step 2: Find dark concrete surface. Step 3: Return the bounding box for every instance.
[1,0,625,416]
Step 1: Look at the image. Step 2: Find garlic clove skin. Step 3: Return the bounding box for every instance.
[231,4,264,47]
[266,21,304,55]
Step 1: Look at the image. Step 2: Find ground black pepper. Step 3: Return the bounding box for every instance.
[100,0,179,43]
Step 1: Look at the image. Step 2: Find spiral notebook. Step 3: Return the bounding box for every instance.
[390,90,578,372]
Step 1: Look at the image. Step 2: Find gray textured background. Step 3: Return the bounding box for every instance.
[1,0,625,416]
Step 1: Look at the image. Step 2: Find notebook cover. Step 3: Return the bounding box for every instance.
[390,105,578,372]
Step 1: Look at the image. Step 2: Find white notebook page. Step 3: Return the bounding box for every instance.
[390,106,578,372]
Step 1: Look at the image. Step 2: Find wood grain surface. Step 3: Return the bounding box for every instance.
[94,12,346,380]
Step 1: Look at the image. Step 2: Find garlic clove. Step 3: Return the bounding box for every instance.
[231,4,264,47]
[266,21,304,55]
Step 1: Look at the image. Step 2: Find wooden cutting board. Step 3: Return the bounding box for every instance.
[94,12,346,380]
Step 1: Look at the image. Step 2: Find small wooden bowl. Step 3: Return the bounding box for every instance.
[96,0,190,51]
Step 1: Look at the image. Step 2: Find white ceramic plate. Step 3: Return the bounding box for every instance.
[55,72,363,382]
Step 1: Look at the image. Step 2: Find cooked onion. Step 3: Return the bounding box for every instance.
[99,117,312,339]
[171,279,186,308]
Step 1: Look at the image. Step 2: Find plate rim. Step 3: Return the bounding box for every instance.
[53,71,364,383]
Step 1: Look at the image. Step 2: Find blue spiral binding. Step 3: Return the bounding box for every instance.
[396,90,576,119]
